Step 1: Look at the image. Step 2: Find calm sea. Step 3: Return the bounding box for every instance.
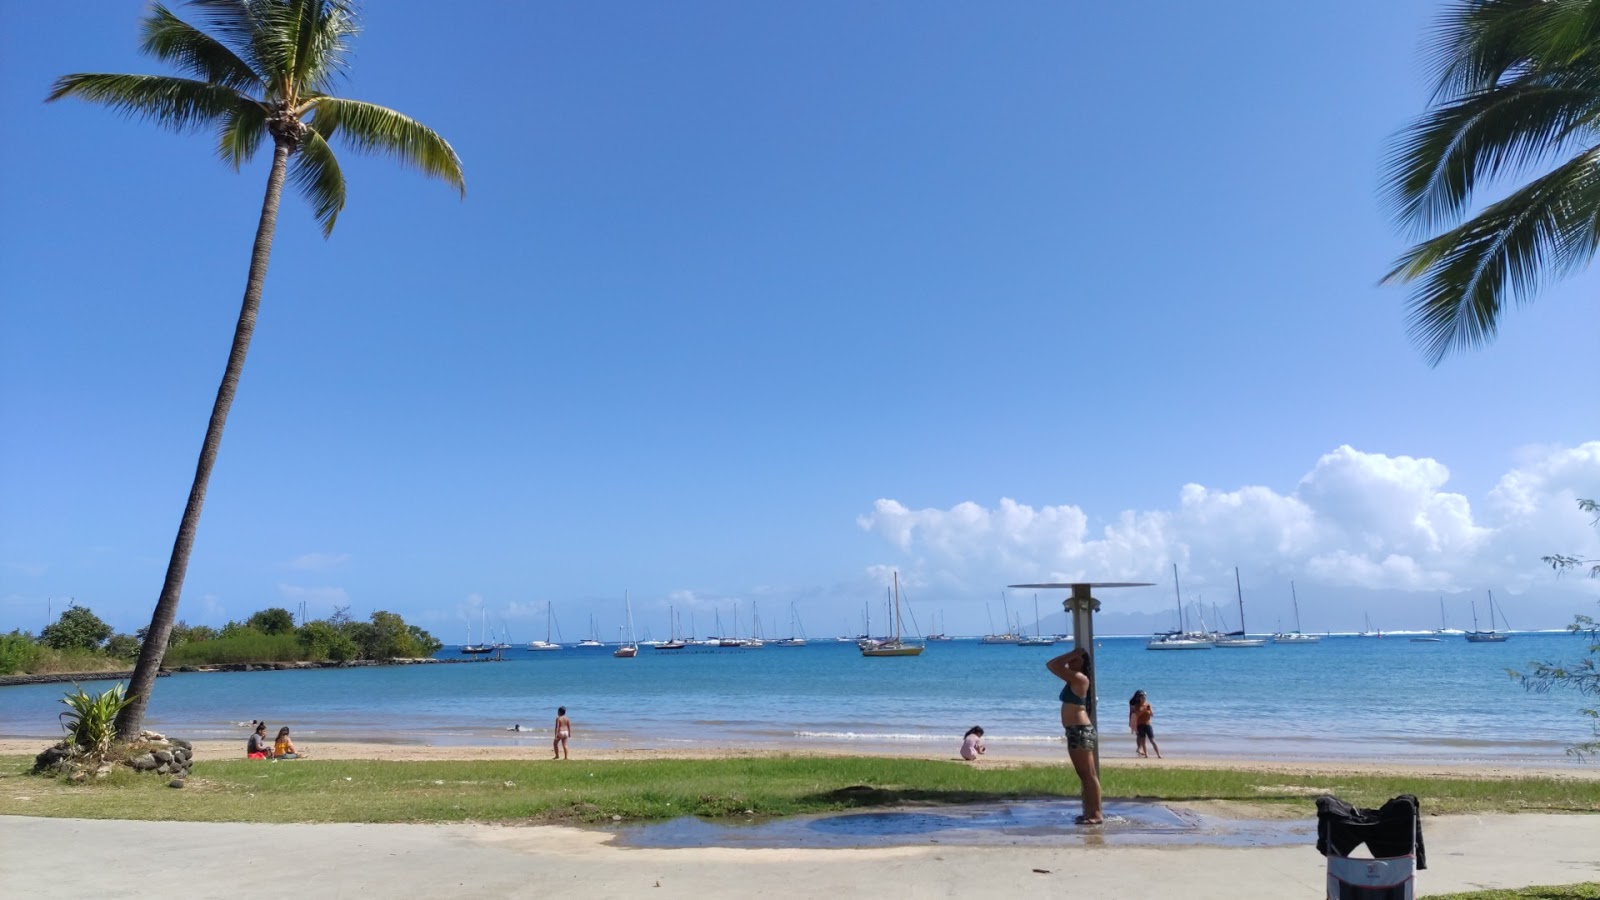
[1,633,1594,766]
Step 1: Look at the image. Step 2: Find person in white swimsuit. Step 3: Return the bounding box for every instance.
[553,706,572,760]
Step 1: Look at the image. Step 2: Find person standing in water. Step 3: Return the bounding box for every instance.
[553,707,572,760]
[1046,647,1102,824]
[1128,690,1161,759]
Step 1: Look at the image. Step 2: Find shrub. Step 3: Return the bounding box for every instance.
[104,634,142,660]
[40,606,113,651]
[59,683,133,754]
[0,630,42,675]
[163,632,306,666]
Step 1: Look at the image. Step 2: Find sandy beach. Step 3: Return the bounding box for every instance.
[6,736,1599,781]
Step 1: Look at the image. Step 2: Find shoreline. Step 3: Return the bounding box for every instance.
[4,736,1596,779]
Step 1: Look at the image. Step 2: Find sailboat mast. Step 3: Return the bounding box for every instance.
[893,572,902,639]
[1290,581,1301,632]
[1173,563,1185,633]
[1234,566,1246,633]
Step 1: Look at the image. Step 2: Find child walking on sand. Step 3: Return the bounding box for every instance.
[553,707,572,760]
[1128,690,1161,758]
[960,726,986,761]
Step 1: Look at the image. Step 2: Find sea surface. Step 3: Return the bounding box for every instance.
[1,633,1594,766]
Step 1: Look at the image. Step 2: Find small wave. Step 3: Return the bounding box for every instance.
[793,731,1062,743]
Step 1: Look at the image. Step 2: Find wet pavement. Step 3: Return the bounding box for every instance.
[611,799,1315,849]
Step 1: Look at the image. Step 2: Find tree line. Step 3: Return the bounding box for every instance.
[1,604,441,675]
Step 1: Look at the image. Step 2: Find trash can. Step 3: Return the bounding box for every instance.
[1316,794,1425,900]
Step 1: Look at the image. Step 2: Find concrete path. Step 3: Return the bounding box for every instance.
[3,813,1597,899]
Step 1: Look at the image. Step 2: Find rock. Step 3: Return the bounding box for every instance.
[171,738,192,751]
[141,730,166,742]
[155,763,170,774]
[169,779,185,789]
[33,745,69,771]
[95,764,111,778]
[152,749,174,764]
[128,753,159,771]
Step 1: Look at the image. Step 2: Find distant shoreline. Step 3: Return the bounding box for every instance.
[0,656,505,688]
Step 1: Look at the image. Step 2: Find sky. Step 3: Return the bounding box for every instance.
[1,1,1596,643]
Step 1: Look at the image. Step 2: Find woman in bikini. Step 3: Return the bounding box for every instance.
[553,707,571,760]
[1046,647,1102,824]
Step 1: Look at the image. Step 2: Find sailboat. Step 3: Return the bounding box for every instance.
[1213,567,1266,648]
[1357,612,1382,638]
[659,606,688,650]
[861,572,924,657]
[924,610,952,641]
[1412,597,1448,642]
[1464,590,1510,643]
[527,601,563,651]
[613,591,639,657]
[981,592,1020,644]
[772,603,807,647]
[1148,565,1214,649]
[460,610,495,655]
[577,614,603,648]
[1017,594,1056,646]
[1272,581,1321,644]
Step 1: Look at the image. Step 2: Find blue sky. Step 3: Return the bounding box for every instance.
[1,1,1596,642]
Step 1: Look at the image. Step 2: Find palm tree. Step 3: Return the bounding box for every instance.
[48,0,464,740]
[1382,0,1600,365]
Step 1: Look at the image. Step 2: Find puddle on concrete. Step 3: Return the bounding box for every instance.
[610,800,1314,849]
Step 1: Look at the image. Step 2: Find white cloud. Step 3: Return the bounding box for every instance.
[858,442,1600,601]
[284,552,351,571]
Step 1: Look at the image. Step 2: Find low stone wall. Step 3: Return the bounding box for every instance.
[34,730,196,783]
[0,656,501,687]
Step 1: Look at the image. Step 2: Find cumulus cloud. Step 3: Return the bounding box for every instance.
[284,552,351,571]
[857,442,1600,601]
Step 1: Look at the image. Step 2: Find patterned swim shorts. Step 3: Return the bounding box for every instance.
[1064,724,1098,751]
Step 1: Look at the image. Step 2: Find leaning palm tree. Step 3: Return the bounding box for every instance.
[48,0,464,740]
[1383,0,1600,365]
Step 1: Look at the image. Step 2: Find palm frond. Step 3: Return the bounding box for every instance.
[291,127,346,236]
[140,3,261,91]
[216,98,269,169]
[1384,146,1600,364]
[1426,0,1563,99]
[184,0,273,81]
[46,73,246,133]
[287,0,358,96]
[1383,82,1600,232]
[309,97,465,196]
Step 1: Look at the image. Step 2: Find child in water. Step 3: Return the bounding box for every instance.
[1128,690,1161,758]
[960,725,986,761]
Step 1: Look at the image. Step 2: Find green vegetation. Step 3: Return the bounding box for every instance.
[1519,498,1600,757]
[56,684,134,756]
[1382,3,1600,364]
[1,756,1595,825]
[1,606,441,676]
[1429,886,1600,900]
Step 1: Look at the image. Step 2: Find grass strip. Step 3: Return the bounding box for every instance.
[1,755,1596,825]
[1425,885,1600,899]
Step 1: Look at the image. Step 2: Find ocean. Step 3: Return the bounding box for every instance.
[1,632,1594,766]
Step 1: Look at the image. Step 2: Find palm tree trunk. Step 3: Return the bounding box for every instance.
[115,140,293,741]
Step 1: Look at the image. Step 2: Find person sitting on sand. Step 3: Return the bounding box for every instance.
[271,726,303,759]
[960,726,986,761]
[1128,690,1161,759]
[247,722,271,759]
[1047,647,1102,825]
[553,707,571,760]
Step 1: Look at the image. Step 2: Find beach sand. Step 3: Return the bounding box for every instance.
[5,736,1598,781]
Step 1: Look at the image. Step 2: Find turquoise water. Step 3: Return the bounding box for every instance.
[1,633,1593,765]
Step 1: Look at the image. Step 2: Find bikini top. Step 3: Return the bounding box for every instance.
[1059,682,1087,706]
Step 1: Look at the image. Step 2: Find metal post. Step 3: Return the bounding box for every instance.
[1065,583,1102,773]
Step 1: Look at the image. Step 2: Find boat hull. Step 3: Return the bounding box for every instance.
[1146,639,1214,650]
[1272,634,1321,644]
[1213,638,1266,648]
[1464,632,1508,643]
[861,644,924,657]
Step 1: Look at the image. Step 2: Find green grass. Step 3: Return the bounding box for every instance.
[1,754,1596,825]
[1425,886,1600,899]
[163,633,306,666]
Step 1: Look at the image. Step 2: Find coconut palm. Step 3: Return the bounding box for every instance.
[47,0,464,740]
[1382,0,1600,365]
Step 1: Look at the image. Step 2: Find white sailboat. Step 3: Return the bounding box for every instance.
[1213,567,1266,648]
[577,613,603,648]
[772,602,807,646]
[981,592,1019,644]
[861,572,924,657]
[613,591,638,657]
[526,601,563,651]
[1272,581,1321,644]
[1411,597,1448,642]
[1357,612,1383,638]
[1148,564,1214,649]
[1464,590,1510,643]
[659,606,688,650]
